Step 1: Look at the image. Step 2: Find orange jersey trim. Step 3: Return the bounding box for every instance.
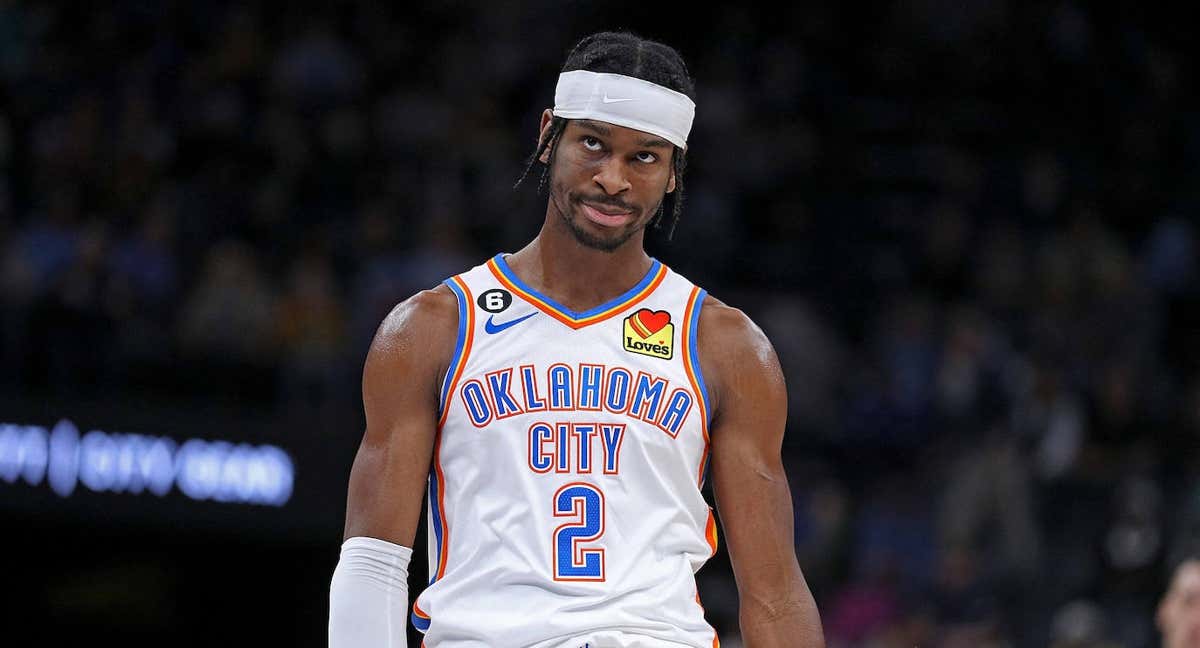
[487,257,668,330]
[681,286,711,486]
[438,276,475,428]
[431,431,450,579]
[705,508,720,555]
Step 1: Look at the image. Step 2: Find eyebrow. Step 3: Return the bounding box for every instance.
[576,120,612,136]
[636,136,674,150]
[576,119,674,150]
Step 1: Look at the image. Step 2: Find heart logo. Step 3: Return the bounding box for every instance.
[632,309,671,338]
[623,308,674,360]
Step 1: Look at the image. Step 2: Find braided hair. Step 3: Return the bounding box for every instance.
[515,31,696,238]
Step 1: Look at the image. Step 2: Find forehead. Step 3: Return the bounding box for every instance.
[566,119,674,149]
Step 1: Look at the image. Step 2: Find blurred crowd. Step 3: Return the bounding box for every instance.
[1,2,1199,647]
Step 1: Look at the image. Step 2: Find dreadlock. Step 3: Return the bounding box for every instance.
[514,31,696,239]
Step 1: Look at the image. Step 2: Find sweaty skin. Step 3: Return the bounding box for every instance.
[343,286,455,550]
[697,297,825,646]
[341,111,824,647]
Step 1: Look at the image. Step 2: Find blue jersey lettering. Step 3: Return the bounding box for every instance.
[549,365,574,410]
[629,373,666,422]
[578,365,603,410]
[488,369,523,418]
[461,380,491,427]
[656,388,693,437]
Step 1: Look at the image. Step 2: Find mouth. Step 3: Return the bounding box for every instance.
[580,201,635,228]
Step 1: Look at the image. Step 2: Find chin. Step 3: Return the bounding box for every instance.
[564,208,644,252]
[568,222,631,252]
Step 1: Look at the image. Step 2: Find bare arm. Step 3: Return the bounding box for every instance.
[699,297,824,647]
[343,284,459,546]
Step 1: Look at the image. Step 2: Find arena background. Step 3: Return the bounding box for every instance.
[2,2,1199,646]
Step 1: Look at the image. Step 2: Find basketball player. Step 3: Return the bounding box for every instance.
[1158,558,1200,648]
[329,31,825,647]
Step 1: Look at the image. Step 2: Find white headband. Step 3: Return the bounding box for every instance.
[552,70,695,150]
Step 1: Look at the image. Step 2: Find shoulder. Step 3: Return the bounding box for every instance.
[371,284,460,350]
[696,294,777,363]
[694,294,785,415]
[364,284,462,392]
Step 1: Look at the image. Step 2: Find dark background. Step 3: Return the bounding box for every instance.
[2,2,1199,646]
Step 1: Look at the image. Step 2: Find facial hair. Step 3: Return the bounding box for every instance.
[550,180,655,253]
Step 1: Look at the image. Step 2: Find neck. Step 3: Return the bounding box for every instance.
[505,213,653,313]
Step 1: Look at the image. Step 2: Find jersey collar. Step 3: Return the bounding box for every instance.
[487,253,667,330]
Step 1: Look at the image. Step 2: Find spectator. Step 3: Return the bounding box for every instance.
[177,239,276,400]
[274,248,348,424]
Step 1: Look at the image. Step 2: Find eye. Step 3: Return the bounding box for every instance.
[582,136,603,151]
[635,151,658,164]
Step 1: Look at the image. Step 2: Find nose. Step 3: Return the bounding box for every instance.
[592,158,631,195]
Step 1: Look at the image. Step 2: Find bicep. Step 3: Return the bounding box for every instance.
[709,350,801,596]
[342,292,454,546]
[342,404,438,547]
[700,305,804,601]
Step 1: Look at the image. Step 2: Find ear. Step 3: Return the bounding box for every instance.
[537,109,556,163]
[665,146,680,193]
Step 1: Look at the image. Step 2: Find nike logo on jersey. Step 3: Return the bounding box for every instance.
[484,312,536,334]
[602,94,634,103]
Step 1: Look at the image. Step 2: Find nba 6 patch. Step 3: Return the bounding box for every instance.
[623,309,674,360]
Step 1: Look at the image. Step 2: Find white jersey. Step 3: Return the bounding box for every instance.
[412,254,720,648]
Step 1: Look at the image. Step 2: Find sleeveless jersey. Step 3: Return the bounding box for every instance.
[411,254,720,648]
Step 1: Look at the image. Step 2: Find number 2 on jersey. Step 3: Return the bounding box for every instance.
[552,483,605,581]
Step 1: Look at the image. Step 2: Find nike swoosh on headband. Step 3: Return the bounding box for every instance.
[484,312,537,334]
[553,70,694,149]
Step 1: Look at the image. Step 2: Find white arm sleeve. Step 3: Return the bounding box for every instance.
[329,536,413,648]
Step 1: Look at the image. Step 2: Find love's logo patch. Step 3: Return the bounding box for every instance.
[623,309,674,360]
